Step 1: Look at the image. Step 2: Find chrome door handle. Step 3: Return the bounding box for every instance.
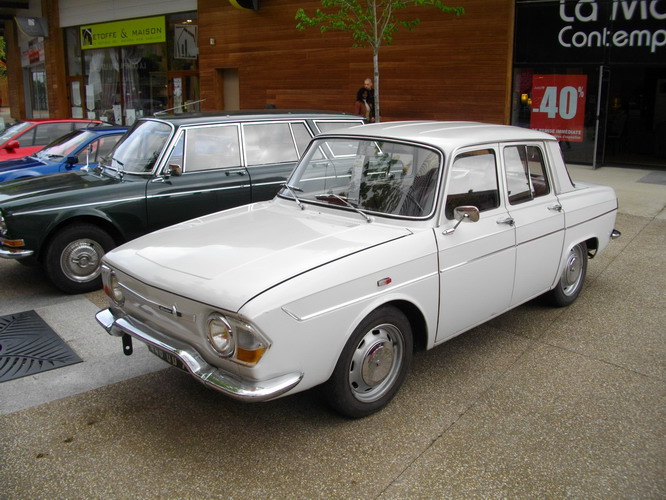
[225,169,246,176]
[548,203,563,212]
[497,217,515,226]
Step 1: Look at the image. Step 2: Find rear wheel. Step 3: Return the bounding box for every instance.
[547,241,588,307]
[325,306,412,418]
[44,223,116,294]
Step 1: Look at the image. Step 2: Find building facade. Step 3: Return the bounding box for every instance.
[2,0,665,167]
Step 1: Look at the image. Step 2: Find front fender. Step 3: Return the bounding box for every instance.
[240,230,440,393]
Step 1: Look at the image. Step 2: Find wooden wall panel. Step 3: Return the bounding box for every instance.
[198,0,514,124]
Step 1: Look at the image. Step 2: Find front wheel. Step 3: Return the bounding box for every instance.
[325,306,413,418]
[44,223,116,294]
[547,241,588,307]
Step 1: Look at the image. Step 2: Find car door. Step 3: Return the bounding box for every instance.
[502,143,565,306]
[145,124,251,232]
[435,146,516,342]
[241,121,306,202]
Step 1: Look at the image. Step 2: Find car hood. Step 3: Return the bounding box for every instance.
[0,169,120,206]
[0,155,46,172]
[106,200,412,311]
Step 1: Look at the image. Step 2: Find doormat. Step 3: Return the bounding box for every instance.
[0,310,82,382]
[638,171,666,185]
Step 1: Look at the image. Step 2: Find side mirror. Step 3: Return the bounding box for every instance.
[65,155,79,168]
[454,205,480,223]
[166,164,182,177]
[4,140,19,151]
[443,205,480,235]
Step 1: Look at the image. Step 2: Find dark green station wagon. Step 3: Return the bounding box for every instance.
[0,111,364,294]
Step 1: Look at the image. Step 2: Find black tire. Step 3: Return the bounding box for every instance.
[325,306,413,418]
[547,241,588,307]
[44,223,116,294]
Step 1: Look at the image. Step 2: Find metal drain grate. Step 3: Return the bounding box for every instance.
[0,310,82,382]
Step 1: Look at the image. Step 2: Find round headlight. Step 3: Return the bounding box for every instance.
[0,212,7,236]
[207,314,235,357]
[105,271,125,305]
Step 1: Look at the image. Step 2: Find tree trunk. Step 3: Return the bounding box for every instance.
[373,49,380,123]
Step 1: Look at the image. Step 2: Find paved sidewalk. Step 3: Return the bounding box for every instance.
[0,164,664,499]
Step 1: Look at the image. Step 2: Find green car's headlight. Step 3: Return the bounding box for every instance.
[0,210,7,236]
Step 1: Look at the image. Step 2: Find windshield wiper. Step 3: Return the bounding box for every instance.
[110,156,125,179]
[283,184,305,210]
[319,193,372,223]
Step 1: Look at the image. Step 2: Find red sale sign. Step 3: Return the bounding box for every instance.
[530,75,587,143]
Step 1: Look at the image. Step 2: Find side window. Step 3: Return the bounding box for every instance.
[17,128,36,146]
[35,123,73,146]
[291,122,313,157]
[504,145,550,205]
[445,149,499,219]
[244,122,298,166]
[185,125,241,172]
[78,135,123,163]
[76,139,99,163]
[96,134,123,161]
[165,134,184,171]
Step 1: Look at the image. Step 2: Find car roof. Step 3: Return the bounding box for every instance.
[146,109,362,127]
[78,125,129,133]
[324,121,557,151]
[20,119,104,125]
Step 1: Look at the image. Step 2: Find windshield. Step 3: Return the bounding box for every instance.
[282,137,442,218]
[0,122,32,143]
[34,130,92,160]
[99,120,172,174]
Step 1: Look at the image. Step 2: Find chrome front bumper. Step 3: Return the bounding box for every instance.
[96,308,302,402]
[0,247,34,259]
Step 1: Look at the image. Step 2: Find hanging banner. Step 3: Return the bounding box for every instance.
[530,74,588,143]
[81,16,166,50]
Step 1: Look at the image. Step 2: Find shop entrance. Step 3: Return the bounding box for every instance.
[600,67,666,168]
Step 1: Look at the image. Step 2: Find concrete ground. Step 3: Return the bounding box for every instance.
[0,164,664,499]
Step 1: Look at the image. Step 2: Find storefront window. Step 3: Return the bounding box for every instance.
[513,0,666,167]
[65,12,197,125]
[512,67,600,165]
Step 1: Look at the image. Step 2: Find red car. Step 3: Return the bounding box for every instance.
[0,118,106,160]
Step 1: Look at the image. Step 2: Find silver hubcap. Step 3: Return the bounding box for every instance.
[348,323,404,403]
[60,239,104,283]
[561,245,584,296]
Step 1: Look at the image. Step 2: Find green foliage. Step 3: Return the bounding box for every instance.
[295,0,464,51]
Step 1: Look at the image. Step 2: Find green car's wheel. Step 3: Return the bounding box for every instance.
[44,223,116,294]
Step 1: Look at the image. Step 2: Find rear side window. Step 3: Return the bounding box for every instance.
[446,149,500,219]
[244,122,299,166]
[504,145,550,204]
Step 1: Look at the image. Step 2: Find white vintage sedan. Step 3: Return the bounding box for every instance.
[96,122,620,418]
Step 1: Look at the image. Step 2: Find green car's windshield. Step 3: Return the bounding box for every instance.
[99,120,172,174]
[282,137,442,219]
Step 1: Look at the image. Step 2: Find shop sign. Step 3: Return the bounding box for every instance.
[515,0,666,64]
[530,74,588,142]
[80,16,166,50]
